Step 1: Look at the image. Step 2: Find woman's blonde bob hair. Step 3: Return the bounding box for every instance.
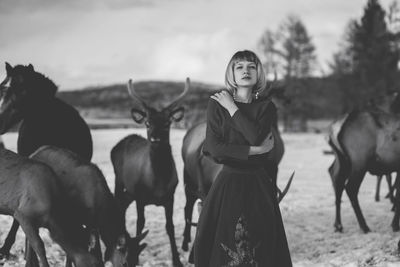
[224,50,267,97]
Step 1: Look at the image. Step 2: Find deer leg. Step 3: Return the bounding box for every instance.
[65,257,73,267]
[182,181,197,251]
[16,216,49,267]
[25,238,40,267]
[0,219,20,258]
[88,228,102,262]
[164,197,182,267]
[385,173,395,203]
[329,158,346,232]
[188,243,195,264]
[375,175,382,202]
[391,173,400,231]
[136,203,145,236]
[346,170,369,233]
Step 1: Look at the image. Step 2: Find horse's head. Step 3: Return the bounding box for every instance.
[127,78,190,144]
[108,230,148,267]
[0,62,58,134]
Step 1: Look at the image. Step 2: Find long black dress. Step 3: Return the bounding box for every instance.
[194,97,292,267]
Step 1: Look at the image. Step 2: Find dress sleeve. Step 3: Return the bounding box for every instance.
[202,99,250,162]
[230,100,277,145]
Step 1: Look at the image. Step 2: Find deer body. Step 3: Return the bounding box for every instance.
[0,149,100,267]
[111,78,190,267]
[30,145,148,267]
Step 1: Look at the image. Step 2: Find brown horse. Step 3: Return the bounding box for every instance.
[30,146,148,267]
[111,78,190,267]
[0,62,93,261]
[0,148,101,267]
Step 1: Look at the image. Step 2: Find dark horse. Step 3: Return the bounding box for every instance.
[0,63,93,262]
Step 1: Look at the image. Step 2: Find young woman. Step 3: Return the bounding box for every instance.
[194,50,292,266]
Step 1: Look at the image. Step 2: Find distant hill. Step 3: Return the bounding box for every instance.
[56,77,347,132]
[57,81,223,129]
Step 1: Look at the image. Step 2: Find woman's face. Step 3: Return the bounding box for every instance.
[233,60,257,89]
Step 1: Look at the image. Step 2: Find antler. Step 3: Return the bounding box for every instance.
[277,171,295,203]
[165,77,190,111]
[127,79,149,109]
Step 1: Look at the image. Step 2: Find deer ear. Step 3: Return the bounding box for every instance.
[130,108,146,124]
[27,64,34,71]
[5,62,12,74]
[170,107,184,122]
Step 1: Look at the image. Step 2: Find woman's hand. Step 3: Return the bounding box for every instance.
[211,90,238,116]
[260,132,274,153]
[249,133,274,155]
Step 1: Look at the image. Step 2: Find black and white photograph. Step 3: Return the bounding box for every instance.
[1,0,400,266]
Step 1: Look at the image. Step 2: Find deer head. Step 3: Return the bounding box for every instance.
[127,78,190,144]
[107,230,149,267]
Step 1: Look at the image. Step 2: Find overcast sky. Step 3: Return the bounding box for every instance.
[0,0,395,90]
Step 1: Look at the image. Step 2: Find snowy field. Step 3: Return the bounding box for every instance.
[1,128,400,267]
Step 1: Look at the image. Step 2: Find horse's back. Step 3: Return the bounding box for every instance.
[18,98,93,160]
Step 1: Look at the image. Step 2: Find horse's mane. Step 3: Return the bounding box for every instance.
[14,65,58,96]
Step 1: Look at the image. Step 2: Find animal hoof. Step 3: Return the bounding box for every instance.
[173,261,183,267]
[0,251,10,260]
[362,227,371,233]
[334,224,343,233]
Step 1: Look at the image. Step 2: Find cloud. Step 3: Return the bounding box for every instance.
[0,0,159,14]
[151,30,235,83]
[0,0,396,90]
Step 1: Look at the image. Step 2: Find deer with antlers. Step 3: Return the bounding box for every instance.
[110,78,190,267]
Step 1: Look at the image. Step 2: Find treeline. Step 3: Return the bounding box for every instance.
[56,76,351,130]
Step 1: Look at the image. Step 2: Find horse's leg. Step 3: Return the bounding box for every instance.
[391,173,400,231]
[375,175,382,202]
[182,170,197,251]
[0,219,20,258]
[329,158,346,232]
[164,197,182,267]
[16,215,49,267]
[136,202,145,236]
[346,169,369,233]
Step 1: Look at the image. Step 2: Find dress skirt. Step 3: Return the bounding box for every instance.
[194,165,292,267]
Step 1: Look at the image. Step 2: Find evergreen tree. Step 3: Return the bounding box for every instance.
[330,0,400,109]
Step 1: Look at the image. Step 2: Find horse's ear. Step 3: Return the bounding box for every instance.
[5,62,12,74]
[27,64,34,72]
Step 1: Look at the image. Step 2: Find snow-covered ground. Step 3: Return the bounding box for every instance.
[1,129,400,267]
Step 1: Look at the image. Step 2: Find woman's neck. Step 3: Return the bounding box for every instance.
[234,88,252,103]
